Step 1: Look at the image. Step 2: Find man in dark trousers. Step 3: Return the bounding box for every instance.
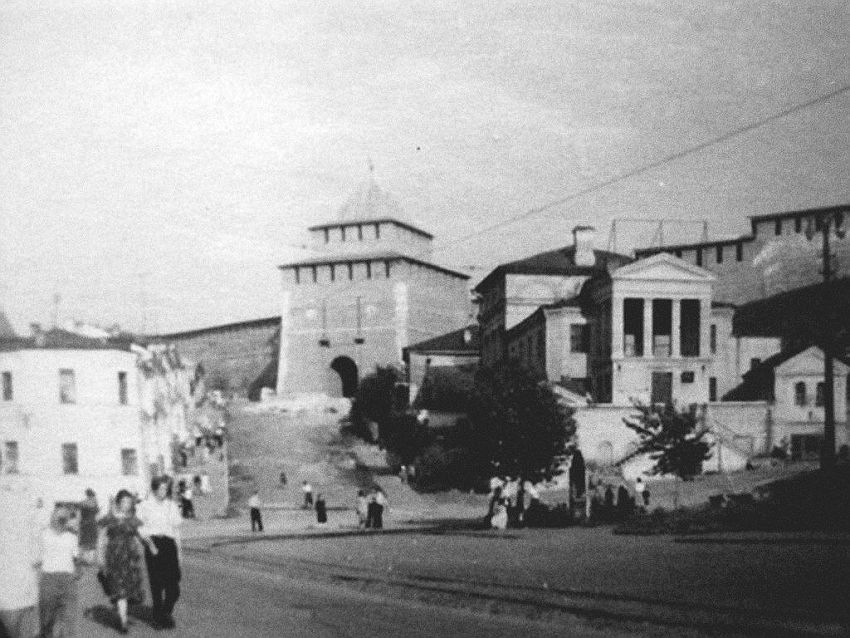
[138,477,183,630]
[248,490,263,532]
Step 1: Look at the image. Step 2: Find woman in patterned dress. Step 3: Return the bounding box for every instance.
[97,490,146,634]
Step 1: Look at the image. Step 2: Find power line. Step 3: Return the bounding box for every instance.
[426,82,850,254]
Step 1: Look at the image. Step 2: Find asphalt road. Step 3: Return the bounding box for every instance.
[74,554,650,638]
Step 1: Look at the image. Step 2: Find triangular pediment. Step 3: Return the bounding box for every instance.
[612,253,716,282]
[776,346,850,376]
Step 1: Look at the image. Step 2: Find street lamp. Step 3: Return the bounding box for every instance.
[804,209,846,470]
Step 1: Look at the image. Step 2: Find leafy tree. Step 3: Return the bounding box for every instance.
[466,363,575,484]
[623,403,713,507]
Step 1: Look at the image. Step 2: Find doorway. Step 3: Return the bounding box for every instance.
[651,372,673,405]
[330,356,359,398]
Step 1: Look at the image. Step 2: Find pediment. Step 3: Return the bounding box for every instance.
[612,253,715,282]
[776,346,850,376]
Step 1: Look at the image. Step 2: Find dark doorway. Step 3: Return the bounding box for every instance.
[331,356,358,398]
[651,372,673,405]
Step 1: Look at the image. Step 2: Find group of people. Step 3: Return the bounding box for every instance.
[487,475,541,529]
[246,482,329,533]
[355,487,388,530]
[0,477,184,638]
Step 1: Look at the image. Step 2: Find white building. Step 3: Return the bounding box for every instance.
[0,327,184,506]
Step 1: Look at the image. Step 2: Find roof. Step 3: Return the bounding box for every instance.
[474,246,632,293]
[0,328,134,353]
[733,278,850,338]
[308,217,433,240]
[404,325,480,355]
[154,316,281,340]
[279,251,470,280]
[634,235,751,257]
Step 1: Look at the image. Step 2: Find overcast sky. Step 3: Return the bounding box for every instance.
[2,0,849,333]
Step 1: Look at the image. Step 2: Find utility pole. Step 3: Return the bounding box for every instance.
[805,208,847,470]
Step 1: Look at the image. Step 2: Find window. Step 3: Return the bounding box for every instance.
[736,242,744,262]
[795,217,802,233]
[674,249,682,258]
[340,226,346,241]
[652,299,673,358]
[357,224,363,240]
[749,358,761,370]
[710,324,717,354]
[384,261,391,278]
[59,369,76,404]
[118,371,128,405]
[374,223,381,239]
[570,324,588,353]
[347,263,354,280]
[695,248,703,267]
[775,219,782,235]
[121,449,138,476]
[623,298,644,357]
[716,245,723,264]
[311,266,318,283]
[709,377,718,402]
[62,443,78,475]
[815,382,826,407]
[365,262,372,279]
[329,265,335,282]
[794,382,807,406]
[2,371,11,401]
[679,299,700,357]
[323,228,329,243]
[294,267,300,284]
[681,371,695,383]
[2,441,19,474]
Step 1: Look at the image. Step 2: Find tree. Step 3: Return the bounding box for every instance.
[467,363,575,484]
[623,403,712,507]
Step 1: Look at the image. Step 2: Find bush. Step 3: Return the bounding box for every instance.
[413,444,476,492]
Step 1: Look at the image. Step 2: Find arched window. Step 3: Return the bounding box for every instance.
[815,382,826,407]
[794,382,807,406]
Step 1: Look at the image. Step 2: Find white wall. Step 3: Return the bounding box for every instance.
[0,348,148,506]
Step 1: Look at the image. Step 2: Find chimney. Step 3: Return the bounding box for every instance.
[30,322,46,347]
[573,225,596,267]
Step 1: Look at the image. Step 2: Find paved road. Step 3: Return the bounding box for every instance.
[207,526,850,636]
[74,554,650,638]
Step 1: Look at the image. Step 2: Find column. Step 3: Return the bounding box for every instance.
[643,298,653,358]
[700,298,710,361]
[671,299,681,358]
[611,295,623,359]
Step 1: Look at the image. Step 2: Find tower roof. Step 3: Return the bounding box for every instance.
[337,177,406,222]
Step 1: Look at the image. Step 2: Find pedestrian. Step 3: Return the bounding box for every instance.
[97,490,146,634]
[301,481,313,509]
[491,498,508,530]
[279,471,288,487]
[502,476,519,527]
[399,465,407,484]
[0,480,39,638]
[315,494,327,525]
[373,488,387,529]
[248,490,263,532]
[634,477,647,508]
[366,490,378,529]
[39,505,81,638]
[78,488,100,565]
[137,477,183,631]
[355,490,368,529]
[487,475,504,519]
[180,483,195,519]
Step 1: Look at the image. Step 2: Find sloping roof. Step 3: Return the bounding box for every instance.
[0,328,133,352]
[474,246,632,292]
[279,251,470,280]
[337,178,406,222]
[404,325,480,355]
[733,278,850,338]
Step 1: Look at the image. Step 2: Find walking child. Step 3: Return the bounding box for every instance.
[39,506,81,638]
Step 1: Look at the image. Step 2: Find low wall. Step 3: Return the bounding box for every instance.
[705,401,771,455]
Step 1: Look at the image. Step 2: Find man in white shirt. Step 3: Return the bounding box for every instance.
[248,491,263,532]
[138,476,183,630]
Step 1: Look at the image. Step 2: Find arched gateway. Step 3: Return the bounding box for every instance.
[330,356,358,398]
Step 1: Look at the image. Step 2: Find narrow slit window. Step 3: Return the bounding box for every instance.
[716,245,723,264]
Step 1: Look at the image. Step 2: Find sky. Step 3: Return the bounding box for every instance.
[2,0,849,334]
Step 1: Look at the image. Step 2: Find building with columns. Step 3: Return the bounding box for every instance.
[275,178,472,398]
